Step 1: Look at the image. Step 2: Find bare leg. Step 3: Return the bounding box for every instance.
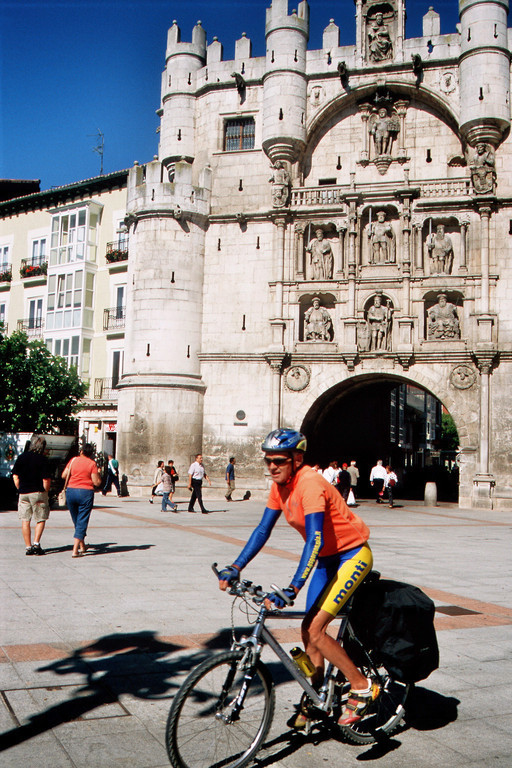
[302,608,367,690]
[22,520,32,548]
[33,520,45,544]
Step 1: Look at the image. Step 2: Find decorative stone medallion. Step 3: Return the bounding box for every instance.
[439,71,457,94]
[450,364,477,390]
[284,365,311,392]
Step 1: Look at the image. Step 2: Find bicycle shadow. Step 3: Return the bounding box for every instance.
[0,630,209,753]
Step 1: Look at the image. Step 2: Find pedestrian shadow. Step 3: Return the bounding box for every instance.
[0,630,210,753]
[38,543,155,556]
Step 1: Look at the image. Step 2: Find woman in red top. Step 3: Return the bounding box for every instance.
[62,444,101,557]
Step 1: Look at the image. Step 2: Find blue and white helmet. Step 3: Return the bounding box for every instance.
[261,429,307,453]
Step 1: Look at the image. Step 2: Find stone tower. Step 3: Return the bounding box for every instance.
[116,21,212,485]
[459,0,511,148]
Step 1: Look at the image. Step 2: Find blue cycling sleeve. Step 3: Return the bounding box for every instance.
[233,507,281,570]
[290,512,324,590]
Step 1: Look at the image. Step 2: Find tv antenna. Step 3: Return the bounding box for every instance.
[89,129,104,175]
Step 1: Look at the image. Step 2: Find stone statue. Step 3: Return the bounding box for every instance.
[469,143,496,194]
[306,229,334,279]
[369,107,400,156]
[304,298,333,341]
[367,292,393,351]
[427,225,454,274]
[269,161,291,208]
[368,13,393,62]
[368,211,396,264]
[427,294,460,340]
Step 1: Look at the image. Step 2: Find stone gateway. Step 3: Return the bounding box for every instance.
[114,0,512,510]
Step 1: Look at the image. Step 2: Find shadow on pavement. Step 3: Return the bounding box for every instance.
[0,630,209,753]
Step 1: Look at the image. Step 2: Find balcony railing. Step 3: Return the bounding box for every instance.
[106,240,129,263]
[103,306,126,331]
[0,268,12,283]
[17,318,45,338]
[94,377,119,399]
[20,259,48,279]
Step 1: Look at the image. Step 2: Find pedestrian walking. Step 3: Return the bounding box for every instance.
[101,454,121,497]
[370,459,387,503]
[337,463,351,502]
[62,444,101,557]
[149,460,164,504]
[187,454,211,514]
[161,466,178,512]
[347,460,360,499]
[11,435,52,556]
[385,465,398,508]
[225,457,236,501]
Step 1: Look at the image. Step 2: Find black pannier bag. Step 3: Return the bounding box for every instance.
[346,574,439,683]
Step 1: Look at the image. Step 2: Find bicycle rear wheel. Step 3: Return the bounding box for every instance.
[166,650,275,768]
[337,669,410,745]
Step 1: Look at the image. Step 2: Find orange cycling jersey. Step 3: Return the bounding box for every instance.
[267,464,369,556]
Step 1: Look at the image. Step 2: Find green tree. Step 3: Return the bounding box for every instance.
[440,412,459,451]
[0,330,87,432]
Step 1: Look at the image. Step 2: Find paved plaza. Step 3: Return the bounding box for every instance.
[0,488,511,768]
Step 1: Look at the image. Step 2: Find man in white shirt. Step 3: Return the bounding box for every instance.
[322,461,340,486]
[187,454,211,514]
[369,459,387,504]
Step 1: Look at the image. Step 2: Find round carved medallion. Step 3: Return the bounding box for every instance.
[284,365,311,392]
[450,364,477,390]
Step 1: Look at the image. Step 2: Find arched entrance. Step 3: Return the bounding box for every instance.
[301,374,460,502]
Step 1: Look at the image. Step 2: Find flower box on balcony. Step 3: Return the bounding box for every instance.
[105,249,128,264]
[0,269,12,283]
[20,262,47,279]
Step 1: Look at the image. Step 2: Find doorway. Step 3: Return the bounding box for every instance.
[301,375,459,502]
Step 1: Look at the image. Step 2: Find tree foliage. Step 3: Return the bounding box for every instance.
[0,330,87,432]
[440,412,459,451]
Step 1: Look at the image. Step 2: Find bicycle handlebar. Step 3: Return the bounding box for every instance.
[212,562,267,603]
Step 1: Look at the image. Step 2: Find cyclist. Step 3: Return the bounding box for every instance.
[218,429,379,727]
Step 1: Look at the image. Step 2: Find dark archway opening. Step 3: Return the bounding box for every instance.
[301,376,459,502]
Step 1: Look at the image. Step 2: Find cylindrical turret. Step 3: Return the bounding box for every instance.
[262,0,309,164]
[459,0,511,147]
[117,158,211,490]
[159,21,206,168]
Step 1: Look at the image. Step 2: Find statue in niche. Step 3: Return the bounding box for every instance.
[427,225,454,274]
[368,211,396,264]
[469,143,496,194]
[304,298,333,341]
[368,12,393,62]
[427,294,460,340]
[306,228,334,280]
[269,161,291,208]
[369,107,400,156]
[367,292,394,351]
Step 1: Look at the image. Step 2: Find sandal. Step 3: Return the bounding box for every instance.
[338,682,380,725]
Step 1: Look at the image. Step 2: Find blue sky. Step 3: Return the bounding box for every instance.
[1,1,472,190]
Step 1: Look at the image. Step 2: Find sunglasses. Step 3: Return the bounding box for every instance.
[264,456,292,467]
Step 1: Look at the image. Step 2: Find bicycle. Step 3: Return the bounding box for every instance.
[165,564,410,768]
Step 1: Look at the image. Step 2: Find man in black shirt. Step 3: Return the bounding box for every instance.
[12,435,52,555]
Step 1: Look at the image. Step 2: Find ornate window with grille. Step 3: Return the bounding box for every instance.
[224,117,255,151]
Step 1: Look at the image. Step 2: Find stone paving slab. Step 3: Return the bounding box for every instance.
[0,494,511,767]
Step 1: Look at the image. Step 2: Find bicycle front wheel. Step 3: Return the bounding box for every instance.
[166,650,275,768]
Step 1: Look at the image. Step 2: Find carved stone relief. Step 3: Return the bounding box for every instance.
[367,210,396,264]
[284,365,311,392]
[450,365,477,390]
[269,161,291,208]
[427,294,461,340]
[358,291,394,352]
[367,11,394,62]
[468,143,496,194]
[427,224,454,275]
[304,297,333,341]
[306,228,334,280]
